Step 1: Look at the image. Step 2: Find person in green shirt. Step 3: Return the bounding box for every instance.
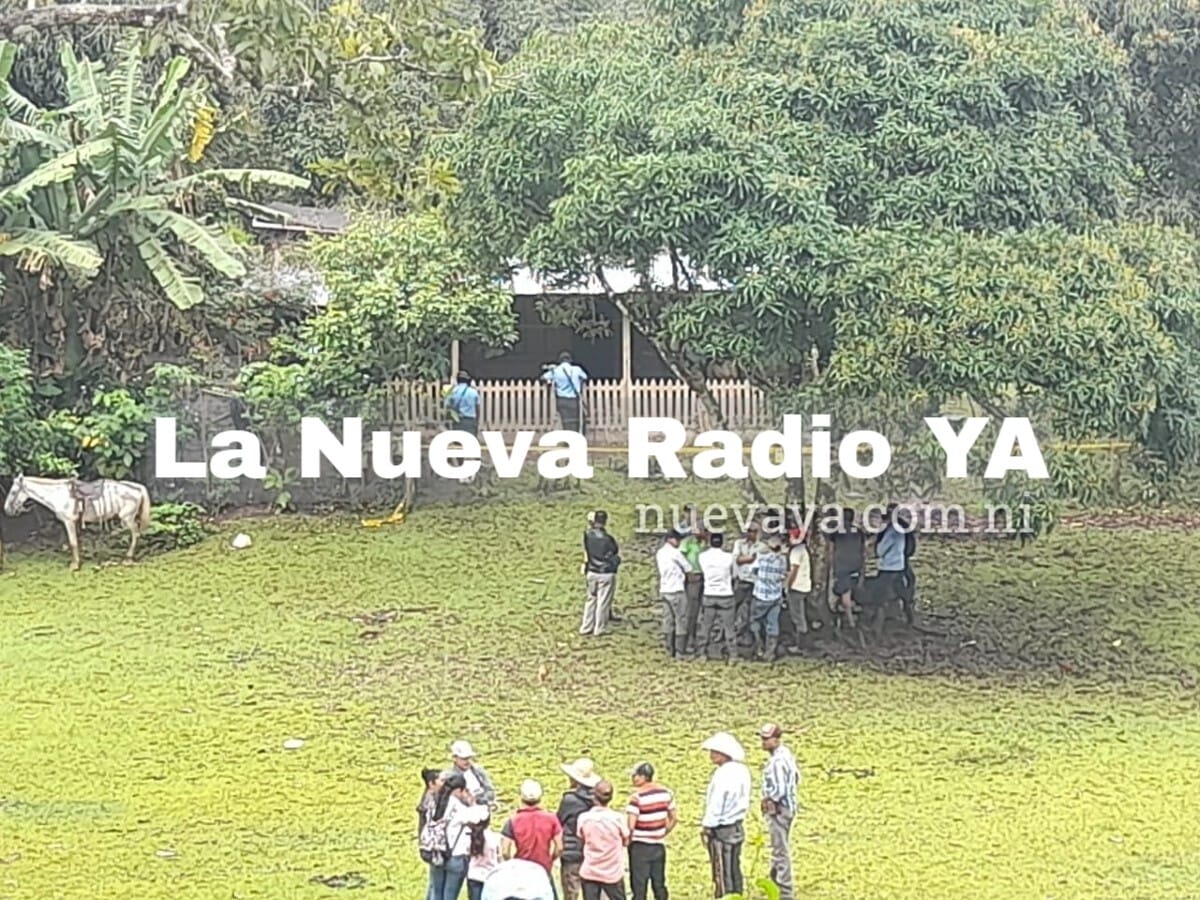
[680,528,706,654]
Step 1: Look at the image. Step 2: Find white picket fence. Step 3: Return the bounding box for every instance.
[384,378,772,442]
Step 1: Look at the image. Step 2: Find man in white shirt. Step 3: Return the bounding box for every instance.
[481,858,556,900]
[700,732,751,897]
[731,522,766,646]
[655,530,692,660]
[783,528,812,652]
[450,740,496,807]
[696,533,738,662]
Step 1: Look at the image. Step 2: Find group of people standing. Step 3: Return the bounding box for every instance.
[655,503,917,660]
[443,352,592,438]
[417,727,802,900]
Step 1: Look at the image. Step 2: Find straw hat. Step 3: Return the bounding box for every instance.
[561,758,601,788]
[701,732,746,763]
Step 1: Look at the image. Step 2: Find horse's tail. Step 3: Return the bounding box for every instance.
[137,488,152,533]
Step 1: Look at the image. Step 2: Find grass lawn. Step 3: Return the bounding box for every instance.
[2,484,1200,899]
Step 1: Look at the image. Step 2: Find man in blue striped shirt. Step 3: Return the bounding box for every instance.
[749,532,789,661]
[759,723,800,900]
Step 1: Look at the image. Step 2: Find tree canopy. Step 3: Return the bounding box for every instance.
[448,0,1200,504]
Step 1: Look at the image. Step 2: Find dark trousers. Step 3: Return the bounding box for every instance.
[733,581,754,641]
[683,576,703,648]
[705,827,744,897]
[582,880,626,900]
[696,597,737,660]
[629,842,668,900]
[557,396,584,434]
[457,416,478,437]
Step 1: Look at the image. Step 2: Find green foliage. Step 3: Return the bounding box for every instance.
[1085,0,1200,226]
[45,388,154,481]
[240,211,516,416]
[0,346,74,476]
[0,346,41,475]
[0,36,307,382]
[179,0,497,201]
[238,362,321,427]
[263,466,300,512]
[143,501,209,552]
[467,0,653,60]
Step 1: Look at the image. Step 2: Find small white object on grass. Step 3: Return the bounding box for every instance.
[231,533,252,550]
[283,738,305,750]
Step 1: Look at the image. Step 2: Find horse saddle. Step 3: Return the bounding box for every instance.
[69,479,107,504]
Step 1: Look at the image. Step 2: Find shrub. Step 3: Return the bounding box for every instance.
[143,502,209,553]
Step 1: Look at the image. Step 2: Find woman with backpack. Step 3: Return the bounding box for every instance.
[423,773,490,900]
[420,769,445,900]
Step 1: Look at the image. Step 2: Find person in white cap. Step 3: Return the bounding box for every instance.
[481,857,556,900]
[759,723,800,900]
[451,740,497,807]
[699,732,751,898]
[501,779,563,879]
[557,758,602,900]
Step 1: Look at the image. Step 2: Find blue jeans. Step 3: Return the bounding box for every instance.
[468,880,484,900]
[750,598,782,638]
[437,855,469,900]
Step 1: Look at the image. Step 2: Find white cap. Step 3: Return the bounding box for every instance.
[701,731,746,763]
[450,740,476,759]
[519,779,543,803]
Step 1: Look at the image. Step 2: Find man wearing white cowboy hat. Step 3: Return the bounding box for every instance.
[556,758,602,900]
[699,732,751,898]
[450,739,497,807]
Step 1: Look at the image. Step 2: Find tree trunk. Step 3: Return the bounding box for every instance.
[604,287,769,507]
[785,475,806,526]
[808,476,838,633]
[478,0,502,55]
[0,1,189,37]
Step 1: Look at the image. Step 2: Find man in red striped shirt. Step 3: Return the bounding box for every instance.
[624,762,677,900]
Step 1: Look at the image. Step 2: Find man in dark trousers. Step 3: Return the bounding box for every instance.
[699,732,750,898]
[625,762,677,900]
[557,758,602,900]
[581,510,621,636]
[444,370,481,436]
[541,351,589,434]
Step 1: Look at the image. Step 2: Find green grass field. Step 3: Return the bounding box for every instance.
[2,486,1200,899]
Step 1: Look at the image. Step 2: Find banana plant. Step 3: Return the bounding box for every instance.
[0,37,309,313]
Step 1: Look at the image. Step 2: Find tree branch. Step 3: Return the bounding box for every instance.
[970,391,1010,422]
[166,22,235,87]
[0,1,189,38]
[341,54,451,79]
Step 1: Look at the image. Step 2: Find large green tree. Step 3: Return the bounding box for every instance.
[449,0,1200,516]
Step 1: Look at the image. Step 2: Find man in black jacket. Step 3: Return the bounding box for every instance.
[557,758,601,900]
[581,510,621,636]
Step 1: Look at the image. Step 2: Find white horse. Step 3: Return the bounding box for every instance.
[4,475,152,571]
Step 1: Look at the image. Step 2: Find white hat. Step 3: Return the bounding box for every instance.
[519,779,544,803]
[560,758,601,788]
[450,740,476,759]
[701,732,746,763]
